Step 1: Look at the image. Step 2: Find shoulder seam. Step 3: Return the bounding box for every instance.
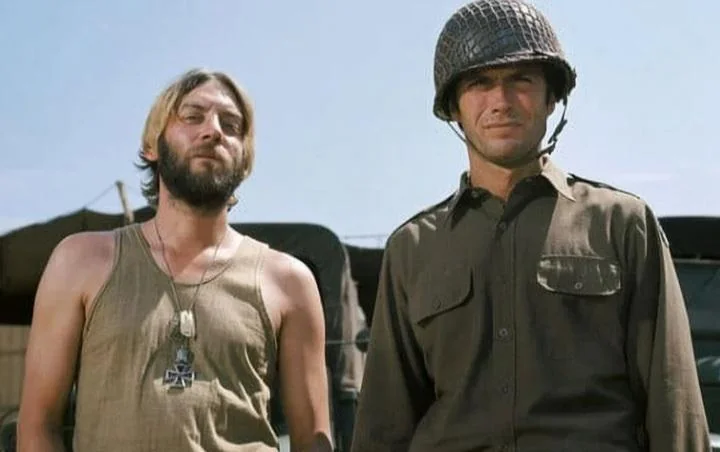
[387,192,455,241]
[568,173,643,200]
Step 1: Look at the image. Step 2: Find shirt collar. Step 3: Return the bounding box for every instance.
[541,158,575,202]
[445,171,483,215]
[442,157,575,226]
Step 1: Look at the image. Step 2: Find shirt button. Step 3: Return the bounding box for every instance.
[574,282,583,290]
[497,328,512,340]
[501,384,510,394]
[433,299,442,310]
[497,221,507,232]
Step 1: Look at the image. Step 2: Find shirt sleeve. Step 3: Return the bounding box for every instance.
[350,236,434,452]
[625,205,711,451]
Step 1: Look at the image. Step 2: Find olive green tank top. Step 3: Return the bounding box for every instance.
[72,224,279,451]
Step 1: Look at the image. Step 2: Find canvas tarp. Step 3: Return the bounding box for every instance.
[658,216,720,260]
[343,245,383,329]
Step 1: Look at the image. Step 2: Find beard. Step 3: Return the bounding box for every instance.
[157,135,244,213]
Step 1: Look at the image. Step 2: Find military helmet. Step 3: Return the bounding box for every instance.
[432,0,577,121]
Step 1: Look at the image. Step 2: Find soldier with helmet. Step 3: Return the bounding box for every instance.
[351,0,710,451]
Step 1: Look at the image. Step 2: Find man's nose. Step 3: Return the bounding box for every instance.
[487,84,512,113]
[199,114,222,141]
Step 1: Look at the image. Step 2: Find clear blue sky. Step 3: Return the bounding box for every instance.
[1,0,718,246]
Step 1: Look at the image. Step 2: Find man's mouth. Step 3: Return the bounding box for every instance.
[485,122,521,129]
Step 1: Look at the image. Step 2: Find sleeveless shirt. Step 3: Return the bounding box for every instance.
[72,224,279,451]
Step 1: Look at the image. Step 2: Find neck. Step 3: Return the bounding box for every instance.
[152,193,230,254]
[468,153,545,201]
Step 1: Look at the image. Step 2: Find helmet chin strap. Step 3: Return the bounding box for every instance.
[540,98,569,156]
[446,98,569,161]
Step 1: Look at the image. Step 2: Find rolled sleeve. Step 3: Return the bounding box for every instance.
[626,206,711,451]
[351,236,433,452]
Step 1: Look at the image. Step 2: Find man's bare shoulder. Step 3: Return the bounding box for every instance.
[41,230,117,299]
[260,247,321,313]
[50,230,116,268]
[264,248,317,292]
[30,229,119,320]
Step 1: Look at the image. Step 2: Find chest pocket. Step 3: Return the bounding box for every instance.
[409,265,473,326]
[537,255,622,297]
[535,255,625,364]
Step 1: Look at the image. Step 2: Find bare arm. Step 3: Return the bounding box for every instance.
[269,253,333,452]
[626,207,711,451]
[17,233,112,452]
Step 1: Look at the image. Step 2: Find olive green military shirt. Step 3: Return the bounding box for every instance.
[351,159,710,452]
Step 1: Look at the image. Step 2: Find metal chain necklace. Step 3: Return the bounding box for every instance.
[153,218,227,389]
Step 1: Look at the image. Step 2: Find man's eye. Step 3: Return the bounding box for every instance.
[222,121,242,135]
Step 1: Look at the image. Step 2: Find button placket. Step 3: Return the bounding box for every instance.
[488,223,517,445]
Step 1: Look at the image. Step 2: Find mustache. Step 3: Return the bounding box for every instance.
[188,144,223,160]
[482,113,522,128]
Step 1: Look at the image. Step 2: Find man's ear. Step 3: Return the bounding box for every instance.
[143,145,158,162]
[447,79,464,123]
[449,107,465,132]
[450,109,460,123]
[143,146,158,162]
[449,97,462,123]
[143,134,163,162]
[546,94,557,117]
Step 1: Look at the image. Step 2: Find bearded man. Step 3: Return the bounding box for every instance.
[17,68,333,452]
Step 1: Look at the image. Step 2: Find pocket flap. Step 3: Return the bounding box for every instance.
[537,255,621,296]
[409,266,472,324]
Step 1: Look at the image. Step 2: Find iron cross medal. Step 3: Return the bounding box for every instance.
[163,346,196,389]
